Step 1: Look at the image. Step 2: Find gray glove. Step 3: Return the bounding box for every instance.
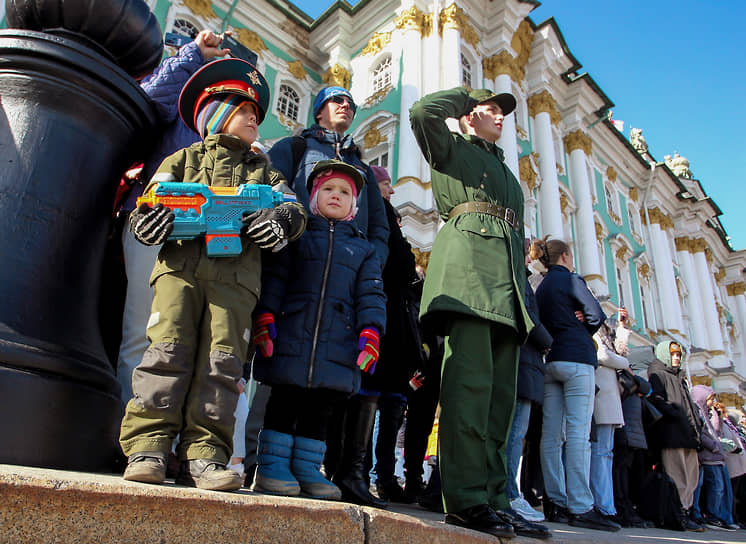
[130,203,174,245]
[242,204,306,251]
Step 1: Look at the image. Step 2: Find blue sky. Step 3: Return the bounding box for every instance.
[293,0,746,250]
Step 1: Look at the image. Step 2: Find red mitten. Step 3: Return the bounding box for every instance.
[253,312,276,357]
[356,327,380,373]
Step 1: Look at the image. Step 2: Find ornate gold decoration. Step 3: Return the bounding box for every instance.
[363,121,387,150]
[362,84,394,107]
[438,4,479,48]
[675,236,690,252]
[422,13,433,37]
[518,155,537,192]
[362,32,391,56]
[645,207,674,230]
[563,130,592,156]
[322,64,351,89]
[609,211,622,225]
[584,273,604,282]
[710,349,726,356]
[595,221,604,243]
[527,90,561,126]
[234,28,268,55]
[690,238,707,253]
[719,393,745,409]
[715,267,726,284]
[412,247,431,271]
[556,162,564,176]
[516,125,528,140]
[727,282,746,296]
[483,51,522,82]
[287,60,307,80]
[396,176,431,190]
[560,193,569,216]
[716,302,726,322]
[511,20,534,70]
[638,262,650,279]
[628,187,639,202]
[691,375,713,387]
[395,6,426,33]
[705,247,713,264]
[182,0,216,19]
[639,208,647,225]
[606,166,617,182]
[615,246,629,261]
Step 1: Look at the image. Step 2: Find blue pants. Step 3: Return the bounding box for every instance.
[696,464,734,524]
[505,398,532,501]
[540,361,595,514]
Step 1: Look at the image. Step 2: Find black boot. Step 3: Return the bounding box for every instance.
[335,395,387,508]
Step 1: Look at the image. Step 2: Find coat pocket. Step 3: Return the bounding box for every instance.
[149,247,186,286]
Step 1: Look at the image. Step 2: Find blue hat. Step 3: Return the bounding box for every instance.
[313,86,356,120]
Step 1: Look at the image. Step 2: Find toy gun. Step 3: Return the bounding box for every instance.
[137,182,293,257]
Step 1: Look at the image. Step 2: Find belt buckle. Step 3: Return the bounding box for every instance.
[504,207,516,228]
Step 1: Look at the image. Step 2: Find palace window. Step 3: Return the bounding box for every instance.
[173,19,199,39]
[368,152,389,169]
[277,84,300,122]
[372,56,392,94]
[461,53,472,88]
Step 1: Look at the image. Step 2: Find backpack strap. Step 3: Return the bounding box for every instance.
[290,135,307,181]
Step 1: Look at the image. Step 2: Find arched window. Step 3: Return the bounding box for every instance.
[277,84,300,122]
[461,53,472,88]
[372,56,392,93]
[173,19,199,39]
[605,185,615,216]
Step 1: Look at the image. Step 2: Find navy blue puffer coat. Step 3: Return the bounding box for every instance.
[253,216,386,394]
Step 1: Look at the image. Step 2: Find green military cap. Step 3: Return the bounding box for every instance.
[307,159,366,195]
[469,89,516,116]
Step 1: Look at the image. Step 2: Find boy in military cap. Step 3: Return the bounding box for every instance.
[119,58,307,491]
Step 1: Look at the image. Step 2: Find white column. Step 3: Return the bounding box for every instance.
[495,74,518,177]
[732,290,746,374]
[567,146,602,283]
[533,112,563,238]
[440,23,461,89]
[397,17,423,183]
[692,248,727,365]
[676,246,707,348]
[649,223,683,332]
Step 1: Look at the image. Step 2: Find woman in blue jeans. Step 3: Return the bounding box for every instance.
[533,238,619,532]
[505,240,553,521]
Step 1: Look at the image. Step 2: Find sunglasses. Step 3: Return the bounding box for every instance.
[329,95,357,113]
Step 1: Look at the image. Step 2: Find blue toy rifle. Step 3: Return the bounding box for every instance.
[137,182,293,257]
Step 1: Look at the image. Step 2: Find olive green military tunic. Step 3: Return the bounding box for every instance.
[409,87,532,514]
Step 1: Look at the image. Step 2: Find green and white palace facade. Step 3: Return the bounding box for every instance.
[3,0,745,408]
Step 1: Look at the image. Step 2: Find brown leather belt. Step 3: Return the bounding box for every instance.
[448,201,521,230]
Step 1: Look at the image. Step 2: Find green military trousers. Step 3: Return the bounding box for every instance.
[438,315,519,514]
[119,249,257,465]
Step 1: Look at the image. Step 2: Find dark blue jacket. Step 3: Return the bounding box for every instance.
[124,41,204,210]
[253,216,386,394]
[267,125,389,267]
[517,272,552,403]
[535,265,605,367]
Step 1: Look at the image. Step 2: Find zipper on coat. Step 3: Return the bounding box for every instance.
[307,221,335,387]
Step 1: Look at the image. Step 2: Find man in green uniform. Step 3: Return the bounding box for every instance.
[410,87,548,539]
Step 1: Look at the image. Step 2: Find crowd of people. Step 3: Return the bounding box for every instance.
[106,30,746,539]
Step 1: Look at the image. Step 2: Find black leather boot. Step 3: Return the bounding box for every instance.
[335,395,387,508]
